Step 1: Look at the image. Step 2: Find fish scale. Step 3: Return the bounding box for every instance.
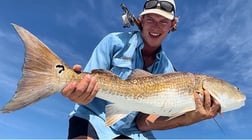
[0,24,246,126]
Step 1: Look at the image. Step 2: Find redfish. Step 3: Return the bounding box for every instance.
[0,24,246,126]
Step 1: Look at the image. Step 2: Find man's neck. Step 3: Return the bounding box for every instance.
[142,45,160,57]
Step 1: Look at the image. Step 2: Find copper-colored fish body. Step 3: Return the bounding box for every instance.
[0,24,246,126]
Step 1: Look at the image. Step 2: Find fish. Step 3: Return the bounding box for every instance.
[0,24,246,126]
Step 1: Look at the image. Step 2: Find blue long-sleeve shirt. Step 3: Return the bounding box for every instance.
[69,31,175,139]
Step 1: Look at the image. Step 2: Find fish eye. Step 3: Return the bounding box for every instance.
[234,86,240,91]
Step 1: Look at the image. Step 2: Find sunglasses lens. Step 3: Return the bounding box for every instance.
[160,1,173,12]
[144,0,174,13]
[144,1,158,9]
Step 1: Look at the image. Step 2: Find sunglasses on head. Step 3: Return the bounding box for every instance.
[144,0,175,13]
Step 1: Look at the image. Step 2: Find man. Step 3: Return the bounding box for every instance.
[62,0,220,139]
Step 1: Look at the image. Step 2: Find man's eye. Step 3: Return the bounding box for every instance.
[160,21,169,25]
[146,18,153,23]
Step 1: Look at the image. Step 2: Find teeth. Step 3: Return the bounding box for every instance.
[150,32,160,37]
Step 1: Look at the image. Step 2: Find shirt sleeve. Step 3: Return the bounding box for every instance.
[84,33,114,72]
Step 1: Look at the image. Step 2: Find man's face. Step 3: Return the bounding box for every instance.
[141,13,173,48]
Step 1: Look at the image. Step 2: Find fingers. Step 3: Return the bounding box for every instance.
[82,81,99,104]
[61,81,77,97]
[182,90,221,125]
[194,92,204,110]
[75,75,92,98]
[193,90,221,119]
[73,64,82,73]
[203,90,211,111]
[204,90,220,116]
[74,75,97,104]
[210,96,221,114]
[61,74,98,104]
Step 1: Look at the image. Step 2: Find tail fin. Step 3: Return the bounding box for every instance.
[1,24,67,113]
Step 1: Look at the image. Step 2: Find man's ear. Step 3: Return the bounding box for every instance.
[138,16,144,30]
[139,16,143,25]
[171,17,179,32]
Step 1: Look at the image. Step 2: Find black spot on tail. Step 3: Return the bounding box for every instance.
[56,64,65,74]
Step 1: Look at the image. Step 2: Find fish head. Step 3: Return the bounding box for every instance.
[202,76,246,113]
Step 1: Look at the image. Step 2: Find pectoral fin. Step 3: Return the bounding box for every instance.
[105,104,131,126]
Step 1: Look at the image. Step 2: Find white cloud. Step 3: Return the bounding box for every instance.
[0,30,24,101]
[42,36,87,65]
[0,117,27,131]
[160,1,252,138]
[173,0,252,80]
[28,99,71,120]
[56,9,86,28]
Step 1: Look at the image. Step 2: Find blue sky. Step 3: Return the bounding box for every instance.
[0,0,251,139]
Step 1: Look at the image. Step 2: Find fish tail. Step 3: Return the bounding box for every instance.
[1,24,72,113]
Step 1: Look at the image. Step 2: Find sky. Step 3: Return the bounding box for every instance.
[0,0,251,139]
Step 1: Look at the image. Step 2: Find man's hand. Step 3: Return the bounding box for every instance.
[61,64,99,104]
[181,90,221,124]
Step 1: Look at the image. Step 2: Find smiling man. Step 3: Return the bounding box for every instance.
[62,0,220,139]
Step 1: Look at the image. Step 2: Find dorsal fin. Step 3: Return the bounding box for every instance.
[91,69,118,77]
[127,69,153,80]
[91,69,114,74]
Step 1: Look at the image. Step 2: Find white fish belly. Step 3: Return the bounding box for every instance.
[97,89,196,117]
[138,90,196,117]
